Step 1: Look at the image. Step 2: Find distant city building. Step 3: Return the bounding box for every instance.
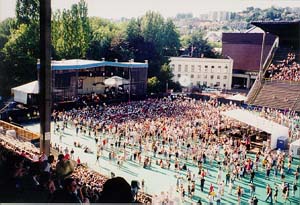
[207,11,232,22]
[170,57,233,89]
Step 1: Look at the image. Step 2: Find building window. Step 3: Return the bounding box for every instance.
[191,74,194,78]
[197,74,201,78]
[197,81,200,85]
[217,75,220,79]
[210,75,214,79]
[204,75,207,79]
[211,65,214,68]
[224,65,228,69]
[223,75,227,80]
[216,82,220,86]
[177,74,181,78]
[223,84,226,88]
[203,81,207,86]
[178,64,181,72]
[205,65,208,68]
[218,66,221,68]
[198,65,201,72]
[185,65,188,72]
[191,65,195,72]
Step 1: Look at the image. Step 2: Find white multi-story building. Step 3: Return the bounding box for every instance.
[170,57,233,89]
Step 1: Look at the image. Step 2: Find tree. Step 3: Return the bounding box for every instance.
[141,11,165,51]
[158,64,174,91]
[161,19,180,57]
[0,18,16,49]
[86,23,118,60]
[147,77,160,94]
[126,12,180,79]
[0,0,40,97]
[15,0,39,25]
[52,0,91,59]
[1,24,38,96]
[109,31,132,61]
[181,30,216,58]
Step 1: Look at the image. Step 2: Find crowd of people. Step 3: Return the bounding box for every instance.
[266,52,300,81]
[1,96,300,203]
[0,130,151,203]
[250,106,300,141]
[51,97,299,204]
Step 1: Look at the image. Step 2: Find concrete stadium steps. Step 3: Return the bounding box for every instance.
[252,81,300,111]
[246,80,262,104]
[293,94,300,111]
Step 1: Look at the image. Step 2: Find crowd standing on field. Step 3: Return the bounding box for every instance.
[50,97,300,204]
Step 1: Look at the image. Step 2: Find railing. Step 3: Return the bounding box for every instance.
[246,80,262,104]
[246,37,281,104]
[0,120,40,141]
[264,79,300,85]
[260,37,279,79]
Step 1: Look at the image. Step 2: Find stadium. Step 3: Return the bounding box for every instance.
[1,18,300,204]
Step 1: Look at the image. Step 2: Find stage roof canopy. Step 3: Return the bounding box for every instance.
[11,81,39,104]
[11,81,39,94]
[221,109,289,149]
[37,59,148,71]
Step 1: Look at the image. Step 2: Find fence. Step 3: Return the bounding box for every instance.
[0,120,40,141]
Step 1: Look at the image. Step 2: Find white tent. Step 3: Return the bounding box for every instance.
[104,76,129,87]
[226,94,247,102]
[11,81,39,104]
[221,109,289,149]
[290,139,300,158]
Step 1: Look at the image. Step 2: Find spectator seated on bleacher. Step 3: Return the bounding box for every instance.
[98,177,134,203]
[266,52,300,81]
[0,140,152,203]
[56,154,74,181]
[50,177,81,203]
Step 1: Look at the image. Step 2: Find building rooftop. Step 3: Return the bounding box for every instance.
[37,59,148,70]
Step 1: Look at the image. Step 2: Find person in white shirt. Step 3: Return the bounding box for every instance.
[216,192,221,205]
[208,194,214,205]
[228,181,233,195]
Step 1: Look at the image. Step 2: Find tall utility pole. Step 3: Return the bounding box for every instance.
[39,0,51,156]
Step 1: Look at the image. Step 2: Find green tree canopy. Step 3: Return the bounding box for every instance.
[52,0,91,59]
[181,30,216,58]
[0,18,16,49]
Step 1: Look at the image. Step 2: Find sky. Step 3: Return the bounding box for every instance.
[1,0,300,21]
